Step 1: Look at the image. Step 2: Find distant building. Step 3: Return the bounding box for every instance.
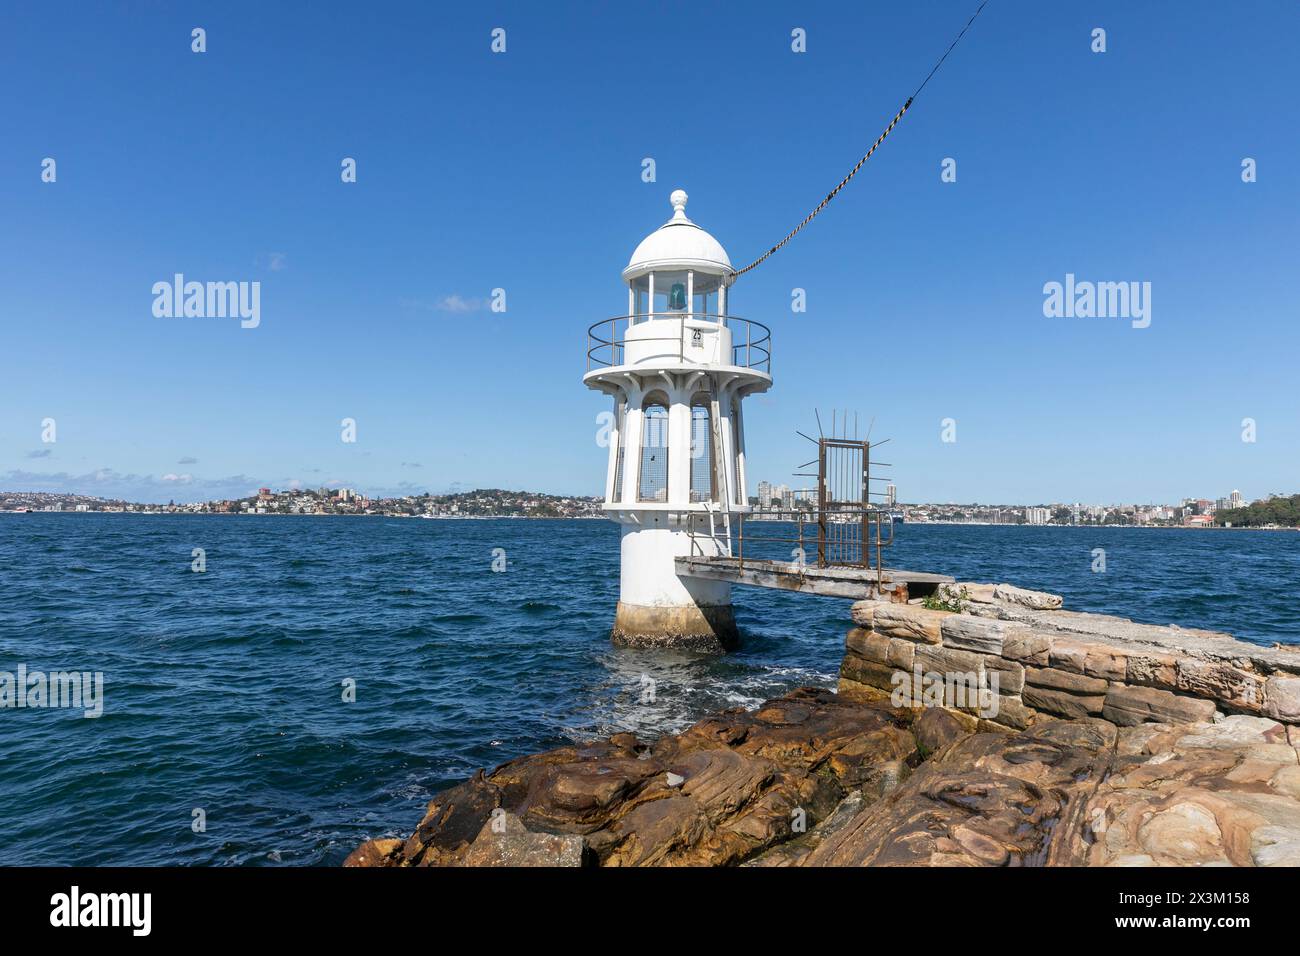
[1230,489,1244,509]
[1026,507,1050,525]
[757,480,773,509]
[885,483,897,506]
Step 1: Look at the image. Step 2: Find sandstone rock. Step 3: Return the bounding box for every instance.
[1266,675,1300,722]
[370,687,919,868]
[1025,666,1108,695]
[983,656,1025,696]
[1175,658,1266,714]
[1049,637,1128,679]
[1174,715,1288,751]
[886,638,915,670]
[744,791,868,867]
[840,652,898,693]
[993,583,1063,610]
[1001,630,1053,665]
[946,582,993,606]
[1022,667,1107,718]
[343,838,402,867]
[984,695,1038,731]
[1077,722,1300,867]
[403,769,508,865]
[913,707,972,757]
[460,812,585,867]
[1102,684,1217,727]
[837,676,891,704]
[849,600,879,628]
[1269,766,1300,799]
[803,720,1117,866]
[915,644,986,677]
[871,604,947,645]
[845,627,889,664]
[1252,824,1300,866]
[1136,801,1226,865]
[941,615,1021,655]
[1125,651,1179,690]
[964,602,1011,621]
[1023,685,1105,719]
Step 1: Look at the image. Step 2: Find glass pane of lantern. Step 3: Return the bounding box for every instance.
[652,271,687,317]
[667,282,686,311]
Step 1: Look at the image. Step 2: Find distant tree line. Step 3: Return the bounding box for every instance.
[1216,494,1300,527]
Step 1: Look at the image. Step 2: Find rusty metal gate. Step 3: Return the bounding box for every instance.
[816,437,872,566]
[696,432,894,574]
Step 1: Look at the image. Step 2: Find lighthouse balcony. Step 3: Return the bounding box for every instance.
[584,313,770,387]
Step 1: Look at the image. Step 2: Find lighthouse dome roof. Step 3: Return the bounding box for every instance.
[624,190,732,282]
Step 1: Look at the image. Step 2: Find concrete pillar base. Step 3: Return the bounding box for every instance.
[610,601,739,653]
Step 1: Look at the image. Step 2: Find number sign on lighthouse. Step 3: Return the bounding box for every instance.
[584,190,772,652]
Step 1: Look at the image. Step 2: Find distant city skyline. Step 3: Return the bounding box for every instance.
[4,481,1278,521]
[4,4,1298,504]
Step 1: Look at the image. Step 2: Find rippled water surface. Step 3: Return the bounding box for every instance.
[0,515,1296,865]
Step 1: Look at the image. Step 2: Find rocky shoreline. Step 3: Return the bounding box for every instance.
[347,584,1300,867]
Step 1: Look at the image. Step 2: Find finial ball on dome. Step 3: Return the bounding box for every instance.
[670,189,688,213]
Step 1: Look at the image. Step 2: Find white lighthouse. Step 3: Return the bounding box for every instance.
[584,190,771,652]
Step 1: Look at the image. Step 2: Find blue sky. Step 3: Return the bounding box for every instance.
[2,1,1297,504]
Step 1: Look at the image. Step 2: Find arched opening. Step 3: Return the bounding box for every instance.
[638,395,669,502]
[690,394,715,503]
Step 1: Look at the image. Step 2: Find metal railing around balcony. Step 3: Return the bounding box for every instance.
[585,313,771,374]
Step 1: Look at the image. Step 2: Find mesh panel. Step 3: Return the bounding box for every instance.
[690,404,714,502]
[638,405,669,501]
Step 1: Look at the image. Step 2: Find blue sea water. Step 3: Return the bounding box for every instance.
[0,514,1296,866]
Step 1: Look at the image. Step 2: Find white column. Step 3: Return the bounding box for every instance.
[625,402,644,502]
[732,397,748,506]
[668,389,691,506]
[605,394,623,502]
[716,382,735,506]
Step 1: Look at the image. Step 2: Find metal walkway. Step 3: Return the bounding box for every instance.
[675,556,953,601]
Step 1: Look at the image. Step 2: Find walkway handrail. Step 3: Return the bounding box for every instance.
[687,507,895,574]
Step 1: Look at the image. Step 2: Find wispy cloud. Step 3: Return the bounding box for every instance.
[178,456,198,465]
[399,294,487,314]
[26,449,52,459]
